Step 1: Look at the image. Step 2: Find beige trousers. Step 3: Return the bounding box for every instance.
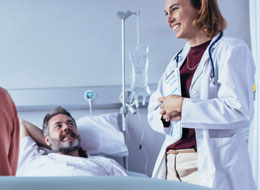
[166,150,199,185]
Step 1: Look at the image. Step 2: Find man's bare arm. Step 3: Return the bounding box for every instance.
[19,119,49,148]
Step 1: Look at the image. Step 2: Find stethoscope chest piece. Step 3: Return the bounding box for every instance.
[209,77,216,86]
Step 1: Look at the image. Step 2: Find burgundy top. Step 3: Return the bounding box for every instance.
[166,40,211,152]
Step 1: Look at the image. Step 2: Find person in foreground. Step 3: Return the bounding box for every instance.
[0,87,20,176]
[147,0,256,189]
[17,106,127,176]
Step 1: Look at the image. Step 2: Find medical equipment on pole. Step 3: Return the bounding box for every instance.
[117,10,136,171]
[117,10,150,172]
[129,11,151,108]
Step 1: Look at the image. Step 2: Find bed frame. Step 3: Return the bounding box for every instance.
[0,176,214,190]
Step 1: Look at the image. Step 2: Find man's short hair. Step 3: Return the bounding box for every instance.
[42,106,76,136]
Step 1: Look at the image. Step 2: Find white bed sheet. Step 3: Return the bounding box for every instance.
[17,136,127,177]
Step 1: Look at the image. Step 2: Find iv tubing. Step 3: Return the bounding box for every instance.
[136,107,148,175]
[136,11,140,47]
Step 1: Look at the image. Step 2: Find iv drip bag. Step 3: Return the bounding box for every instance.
[128,10,150,107]
[129,44,151,106]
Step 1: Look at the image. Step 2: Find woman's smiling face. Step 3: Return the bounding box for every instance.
[164,0,200,41]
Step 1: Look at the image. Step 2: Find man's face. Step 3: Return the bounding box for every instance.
[44,114,80,154]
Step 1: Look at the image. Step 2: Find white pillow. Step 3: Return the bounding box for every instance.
[76,112,128,157]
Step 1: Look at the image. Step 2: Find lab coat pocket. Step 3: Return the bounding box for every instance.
[163,67,181,97]
[207,132,246,190]
[208,130,240,163]
[208,129,236,138]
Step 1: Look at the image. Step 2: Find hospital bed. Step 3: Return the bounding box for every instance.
[8,85,163,175]
[7,86,215,190]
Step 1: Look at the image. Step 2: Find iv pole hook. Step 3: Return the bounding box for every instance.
[117,10,136,20]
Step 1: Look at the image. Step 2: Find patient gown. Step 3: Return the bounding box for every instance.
[17,136,128,176]
[0,87,20,176]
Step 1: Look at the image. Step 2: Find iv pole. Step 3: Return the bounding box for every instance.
[117,10,137,171]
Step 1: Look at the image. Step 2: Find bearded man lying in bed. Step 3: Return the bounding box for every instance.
[17,106,127,176]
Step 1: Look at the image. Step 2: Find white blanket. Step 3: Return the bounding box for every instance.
[17,136,128,177]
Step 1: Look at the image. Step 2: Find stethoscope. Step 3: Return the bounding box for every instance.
[154,32,224,111]
[175,31,223,83]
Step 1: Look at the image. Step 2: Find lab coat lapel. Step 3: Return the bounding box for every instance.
[190,52,210,89]
[177,44,190,69]
[190,33,223,90]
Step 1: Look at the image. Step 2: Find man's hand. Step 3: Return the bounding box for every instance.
[158,95,184,122]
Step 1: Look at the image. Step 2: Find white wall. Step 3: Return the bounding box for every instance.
[0,0,251,89]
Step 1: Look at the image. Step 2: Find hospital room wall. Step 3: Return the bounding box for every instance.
[0,0,251,90]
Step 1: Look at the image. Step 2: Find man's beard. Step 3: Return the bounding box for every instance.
[48,131,81,154]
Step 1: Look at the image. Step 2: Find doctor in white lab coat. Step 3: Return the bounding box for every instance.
[148,0,257,190]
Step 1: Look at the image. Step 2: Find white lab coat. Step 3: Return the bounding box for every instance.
[148,33,257,190]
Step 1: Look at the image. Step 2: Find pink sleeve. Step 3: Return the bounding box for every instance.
[0,87,20,176]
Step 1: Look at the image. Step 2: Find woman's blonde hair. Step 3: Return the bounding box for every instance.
[190,0,227,38]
